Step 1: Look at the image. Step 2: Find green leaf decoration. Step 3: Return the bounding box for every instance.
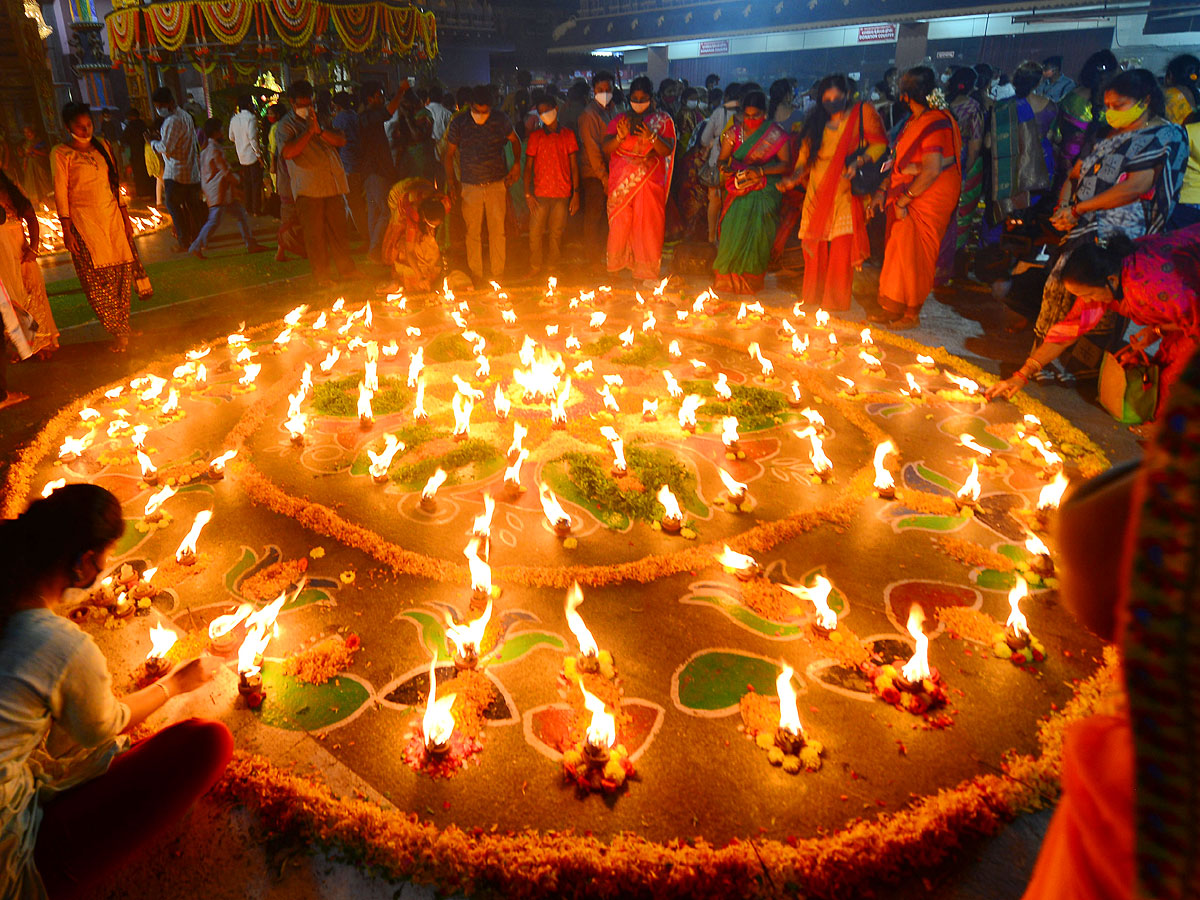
[686,594,804,639]
[674,650,780,715]
[894,513,968,533]
[258,660,370,732]
[402,610,452,661]
[225,546,258,594]
[490,632,565,666]
[940,414,1010,452]
[312,375,411,418]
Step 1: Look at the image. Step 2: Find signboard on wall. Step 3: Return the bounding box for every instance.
[857,23,897,43]
[699,39,730,56]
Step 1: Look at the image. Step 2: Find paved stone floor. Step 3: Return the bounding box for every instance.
[2,223,1138,898]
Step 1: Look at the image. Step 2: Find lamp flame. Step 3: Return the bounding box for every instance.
[580,683,616,750]
[462,537,492,595]
[208,603,253,641]
[452,392,473,437]
[718,467,747,499]
[781,576,837,631]
[901,604,931,682]
[320,348,340,373]
[565,582,598,658]
[412,378,427,420]
[1037,472,1069,511]
[776,663,803,735]
[472,495,495,538]
[715,544,757,572]
[1007,577,1031,637]
[505,449,529,486]
[713,373,732,400]
[175,510,213,561]
[146,623,178,661]
[959,433,993,458]
[209,450,237,473]
[357,382,374,422]
[663,371,682,398]
[657,484,683,522]
[367,434,404,479]
[945,373,980,395]
[421,468,448,500]
[538,482,572,528]
[137,449,157,479]
[143,484,176,518]
[873,441,896,491]
[678,394,702,429]
[721,416,740,448]
[957,461,982,504]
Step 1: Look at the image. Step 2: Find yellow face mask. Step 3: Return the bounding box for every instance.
[1105,102,1146,129]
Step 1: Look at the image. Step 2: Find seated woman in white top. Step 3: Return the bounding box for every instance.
[0,484,231,899]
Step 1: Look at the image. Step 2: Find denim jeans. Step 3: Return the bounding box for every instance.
[189,202,256,252]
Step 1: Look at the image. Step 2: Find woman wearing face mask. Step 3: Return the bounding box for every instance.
[777,75,887,309]
[601,76,677,287]
[671,87,710,242]
[1056,50,1118,182]
[711,91,793,293]
[51,102,152,353]
[1163,54,1200,126]
[1034,69,1187,346]
[868,67,962,329]
[0,484,231,899]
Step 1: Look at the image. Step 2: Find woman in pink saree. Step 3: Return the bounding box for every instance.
[603,77,677,286]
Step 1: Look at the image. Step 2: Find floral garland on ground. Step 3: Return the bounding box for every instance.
[214,647,1120,900]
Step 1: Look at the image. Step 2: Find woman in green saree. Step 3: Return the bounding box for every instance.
[713,91,792,293]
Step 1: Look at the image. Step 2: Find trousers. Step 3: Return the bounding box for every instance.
[461,180,507,282]
[528,196,568,271]
[295,194,354,281]
[34,719,233,900]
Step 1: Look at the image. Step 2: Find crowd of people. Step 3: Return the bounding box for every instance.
[2,46,1200,900]
[3,52,1200,413]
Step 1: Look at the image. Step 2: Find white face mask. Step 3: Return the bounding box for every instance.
[724,100,738,109]
[539,110,558,125]
[471,111,489,125]
[594,91,612,107]
[155,106,171,117]
[686,99,700,109]
[295,106,311,119]
[630,100,650,114]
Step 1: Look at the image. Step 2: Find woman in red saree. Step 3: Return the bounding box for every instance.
[712,90,792,294]
[869,67,962,329]
[603,76,677,286]
[778,74,887,309]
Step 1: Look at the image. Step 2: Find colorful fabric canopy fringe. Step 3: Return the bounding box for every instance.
[106,0,436,61]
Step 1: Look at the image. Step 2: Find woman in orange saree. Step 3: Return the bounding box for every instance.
[779,74,887,310]
[869,67,962,329]
[603,76,677,286]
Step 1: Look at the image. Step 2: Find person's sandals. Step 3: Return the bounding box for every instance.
[888,315,920,331]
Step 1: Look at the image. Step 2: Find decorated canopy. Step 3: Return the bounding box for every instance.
[105,0,438,67]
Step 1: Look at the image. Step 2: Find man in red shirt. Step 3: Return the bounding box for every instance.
[523,97,579,276]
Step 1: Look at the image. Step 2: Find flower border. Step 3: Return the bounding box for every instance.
[214,647,1119,900]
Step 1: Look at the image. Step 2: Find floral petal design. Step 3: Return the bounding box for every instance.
[381,663,515,723]
[884,580,982,636]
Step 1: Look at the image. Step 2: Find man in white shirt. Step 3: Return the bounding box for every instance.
[149,87,203,251]
[699,83,743,244]
[425,85,452,153]
[227,94,264,215]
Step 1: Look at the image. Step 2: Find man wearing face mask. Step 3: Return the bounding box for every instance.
[524,97,580,276]
[148,87,203,252]
[443,85,520,286]
[576,71,617,269]
[278,80,360,287]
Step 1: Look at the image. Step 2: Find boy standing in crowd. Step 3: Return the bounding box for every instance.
[524,97,579,277]
[188,118,266,258]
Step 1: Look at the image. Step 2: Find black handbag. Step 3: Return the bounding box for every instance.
[846,103,890,196]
